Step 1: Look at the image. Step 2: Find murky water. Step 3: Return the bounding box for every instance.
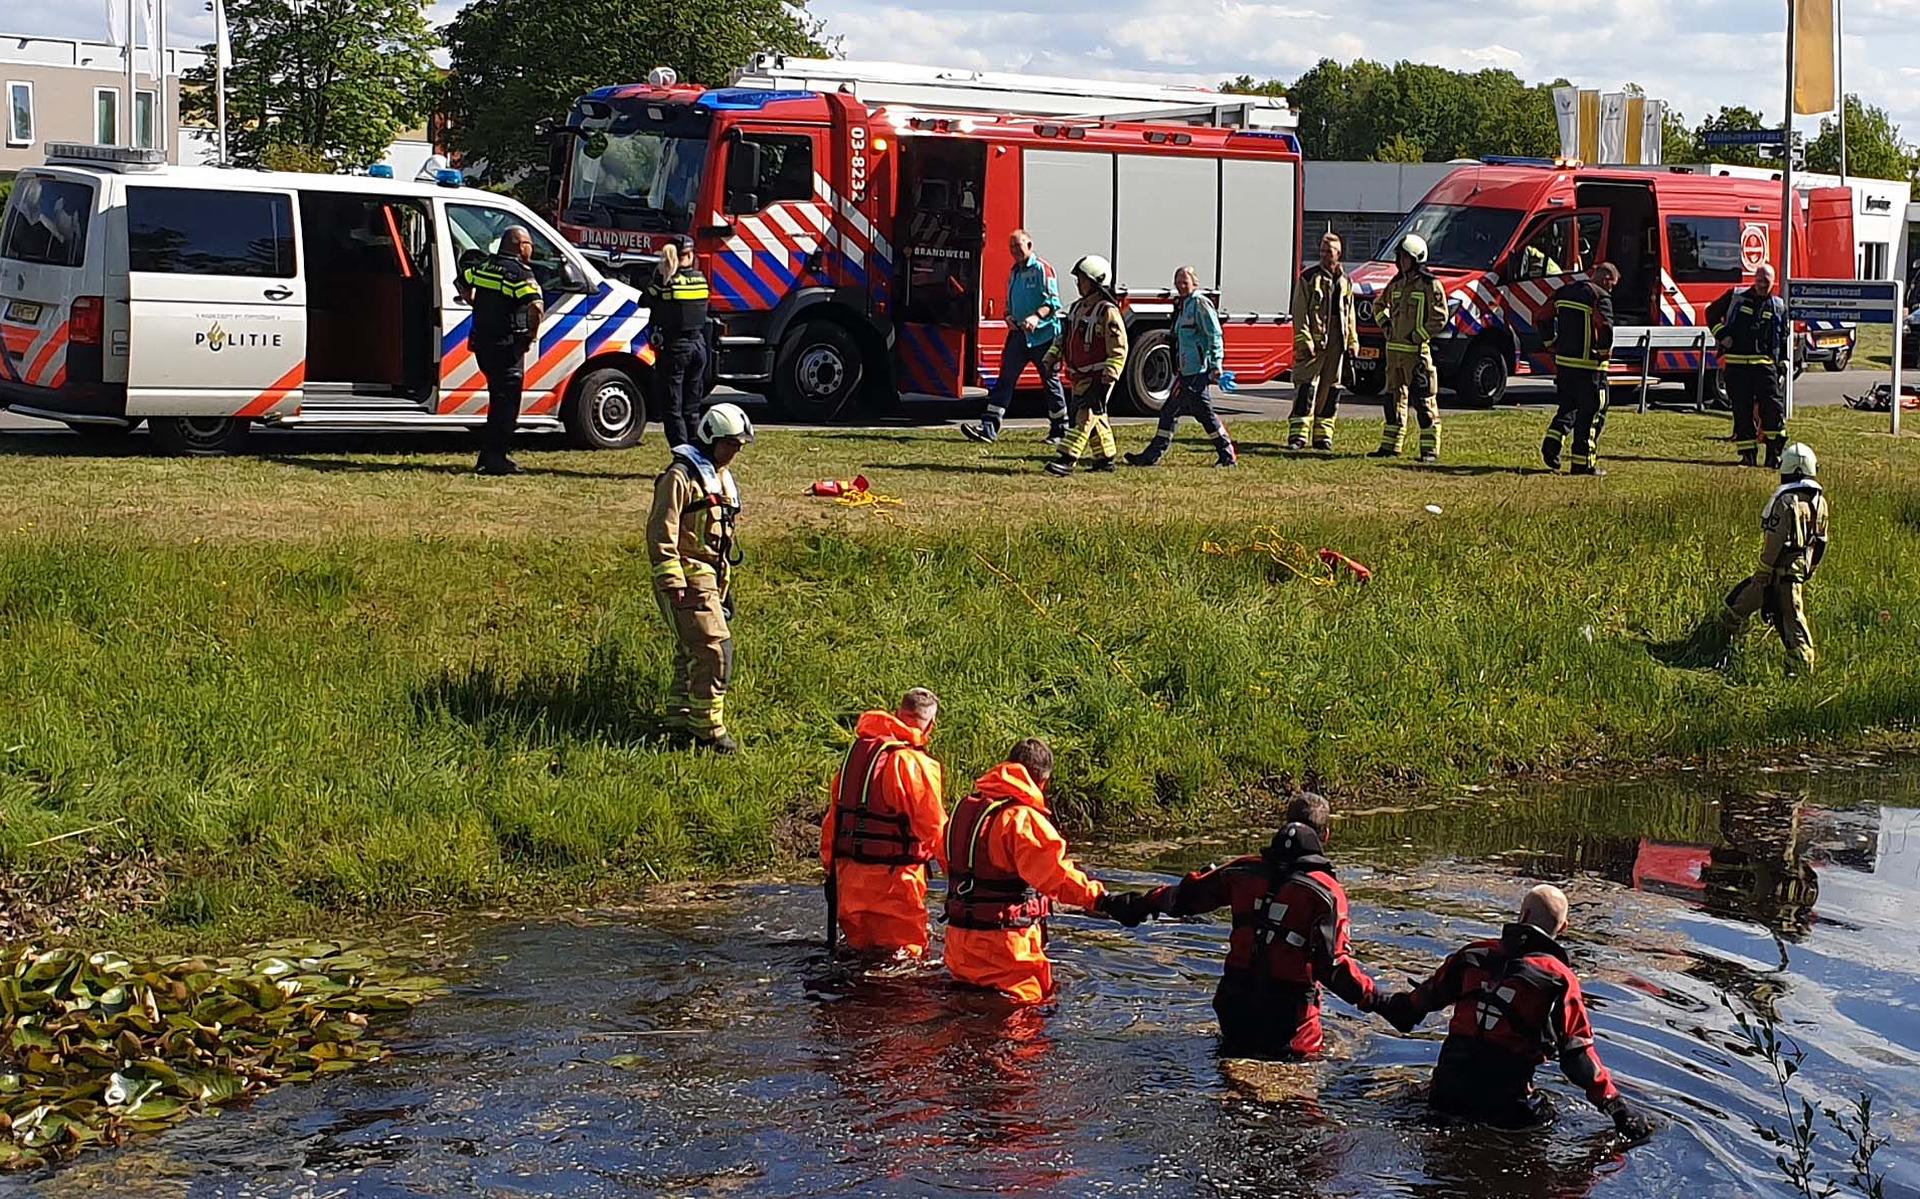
[18,759,1920,1198]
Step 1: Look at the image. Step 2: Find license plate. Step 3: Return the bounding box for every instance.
[4,300,42,324]
[1352,345,1381,361]
[1817,335,1848,348]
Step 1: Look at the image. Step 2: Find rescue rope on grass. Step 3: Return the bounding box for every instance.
[1203,527,1333,586]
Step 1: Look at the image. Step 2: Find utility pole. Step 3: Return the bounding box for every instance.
[1782,0,1797,423]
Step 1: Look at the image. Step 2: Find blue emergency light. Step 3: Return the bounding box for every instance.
[435,169,464,187]
[368,164,394,178]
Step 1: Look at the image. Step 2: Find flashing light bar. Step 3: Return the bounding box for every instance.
[45,142,165,168]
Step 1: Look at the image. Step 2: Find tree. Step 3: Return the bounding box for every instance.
[1219,74,1286,98]
[1374,133,1424,163]
[1806,94,1916,180]
[443,0,826,181]
[180,0,437,169]
[1249,58,1564,163]
[1661,109,1695,165]
[1692,104,1771,168]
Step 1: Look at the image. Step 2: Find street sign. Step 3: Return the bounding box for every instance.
[1788,279,1907,435]
[1702,128,1787,147]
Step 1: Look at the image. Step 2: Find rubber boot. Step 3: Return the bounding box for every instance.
[1764,439,1784,470]
[1044,455,1075,477]
[1124,437,1169,467]
[1213,441,1238,468]
[1043,419,1069,446]
[1738,448,1758,467]
[695,731,740,755]
[1087,456,1116,473]
[1541,437,1562,471]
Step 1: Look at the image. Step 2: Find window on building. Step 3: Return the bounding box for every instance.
[1860,242,1888,281]
[5,82,31,148]
[127,186,296,277]
[135,90,157,151]
[1667,216,1743,284]
[94,87,119,145]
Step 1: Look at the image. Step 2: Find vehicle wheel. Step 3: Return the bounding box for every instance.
[1347,360,1386,396]
[147,416,251,457]
[564,365,647,449]
[1821,347,1851,372]
[1121,327,1176,416]
[771,320,863,422]
[1450,342,1508,407]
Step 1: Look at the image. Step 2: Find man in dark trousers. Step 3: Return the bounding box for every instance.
[646,236,711,448]
[1542,262,1619,476]
[1706,262,1791,468]
[458,226,544,476]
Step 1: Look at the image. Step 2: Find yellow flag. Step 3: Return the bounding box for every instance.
[1577,89,1600,163]
[1625,96,1646,163]
[1793,0,1836,116]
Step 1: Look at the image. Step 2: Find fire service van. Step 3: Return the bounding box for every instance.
[550,73,1304,419]
[0,144,653,455]
[1347,160,1856,405]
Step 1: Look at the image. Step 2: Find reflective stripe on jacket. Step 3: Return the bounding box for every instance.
[1382,268,1446,356]
[646,266,711,338]
[646,444,740,592]
[1546,279,1615,371]
[1292,264,1359,358]
[1707,286,1790,367]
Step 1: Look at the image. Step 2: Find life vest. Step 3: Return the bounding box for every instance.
[829,736,934,867]
[669,443,741,567]
[1714,288,1789,367]
[1442,929,1576,1063]
[1226,855,1340,987]
[1062,299,1119,378]
[944,792,1050,930]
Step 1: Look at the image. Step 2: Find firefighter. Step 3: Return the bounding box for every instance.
[1103,792,1382,1058]
[1287,232,1359,452]
[1377,885,1656,1138]
[1706,262,1790,468]
[821,688,948,957]
[457,225,545,476]
[1042,256,1127,477]
[1124,266,1236,468]
[1541,263,1620,476]
[647,402,752,754]
[645,237,712,450]
[1719,441,1829,672]
[943,737,1130,1003]
[1369,233,1447,463]
[963,230,1069,445]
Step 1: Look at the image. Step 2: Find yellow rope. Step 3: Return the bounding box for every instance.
[1202,526,1337,587]
[832,489,904,509]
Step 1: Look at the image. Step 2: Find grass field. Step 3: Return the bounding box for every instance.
[3,404,1918,939]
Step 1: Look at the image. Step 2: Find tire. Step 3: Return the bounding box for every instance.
[148,416,251,457]
[1821,347,1851,373]
[564,365,646,449]
[1450,342,1508,407]
[771,320,863,422]
[1347,359,1386,396]
[1121,327,1176,416]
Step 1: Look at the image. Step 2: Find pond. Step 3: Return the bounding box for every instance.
[21,758,1920,1197]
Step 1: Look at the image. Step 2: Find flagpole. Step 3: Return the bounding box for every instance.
[1836,0,1847,184]
[214,0,228,165]
[156,0,167,160]
[1783,0,1797,425]
[124,0,137,147]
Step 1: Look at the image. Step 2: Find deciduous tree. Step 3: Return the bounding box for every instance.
[1806,95,1916,181]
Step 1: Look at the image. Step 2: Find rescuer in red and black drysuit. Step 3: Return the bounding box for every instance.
[1105,793,1380,1057]
[1377,884,1656,1138]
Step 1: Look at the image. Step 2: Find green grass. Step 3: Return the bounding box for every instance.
[3,405,1918,938]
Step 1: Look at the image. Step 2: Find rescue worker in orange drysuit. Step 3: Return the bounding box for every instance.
[820,688,948,957]
[1377,884,1656,1138]
[1105,793,1382,1057]
[943,737,1130,1003]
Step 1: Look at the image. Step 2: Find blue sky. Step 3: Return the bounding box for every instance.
[18,0,1920,159]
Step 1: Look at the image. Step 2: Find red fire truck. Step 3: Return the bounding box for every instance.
[548,77,1303,420]
[1347,160,1856,405]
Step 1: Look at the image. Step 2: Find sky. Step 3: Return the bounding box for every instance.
[15,0,1920,153]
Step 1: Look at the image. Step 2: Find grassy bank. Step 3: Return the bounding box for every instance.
[3,405,1918,939]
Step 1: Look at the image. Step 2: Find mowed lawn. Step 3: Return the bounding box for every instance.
[3,404,1918,938]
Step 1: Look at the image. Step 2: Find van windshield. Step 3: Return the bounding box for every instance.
[1375,203,1523,271]
[0,174,93,268]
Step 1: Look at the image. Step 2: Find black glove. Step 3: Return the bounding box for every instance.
[1096,890,1152,928]
[1604,1097,1656,1141]
[1376,991,1422,1034]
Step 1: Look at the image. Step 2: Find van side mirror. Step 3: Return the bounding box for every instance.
[724,141,763,214]
[560,258,591,291]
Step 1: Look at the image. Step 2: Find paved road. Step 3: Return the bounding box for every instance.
[0,367,1903,445]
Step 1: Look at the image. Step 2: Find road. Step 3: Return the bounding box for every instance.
[0,367,1902,444]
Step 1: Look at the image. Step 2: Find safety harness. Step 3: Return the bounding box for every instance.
[669,443,743,572]
[829,737,933,867]
[944,793,1050,931]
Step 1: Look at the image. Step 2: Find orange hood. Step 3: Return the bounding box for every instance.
[853,709,929,748]
[973,762,1049,812]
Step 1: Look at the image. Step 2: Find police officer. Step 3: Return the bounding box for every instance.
[1542,263,1619,477]
[458,226,544,475]
[1706,262,1790,468]
[1720,441,1829,672]
[648,402,752,753]
[1370,233,1447,463]
[646,237,711,449]
[1288,232,1359,452]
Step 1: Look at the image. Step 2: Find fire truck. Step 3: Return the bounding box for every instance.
[547,65,1304,420]
[1348,160,1856,405]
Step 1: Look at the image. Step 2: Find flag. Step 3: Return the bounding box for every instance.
[1641,99,1666,165]
[214,0,231,69]
[104,0,127,44]
[1553,86,1578,160]
[1793,0,1837,115]
[1599,92,1627,163]
[1577,89,1600,163]
[1624,96,1646,163]
[140,0,159,78]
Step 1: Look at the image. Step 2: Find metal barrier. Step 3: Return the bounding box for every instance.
[1614,327,1714,414]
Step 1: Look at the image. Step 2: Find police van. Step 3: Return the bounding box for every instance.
[0,144,654,454]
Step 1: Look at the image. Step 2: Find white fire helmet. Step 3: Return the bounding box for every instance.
[1072,254,1114,288]
[697,402,755,445]
[1779,441,1817,479]
[1398,233,1430,266]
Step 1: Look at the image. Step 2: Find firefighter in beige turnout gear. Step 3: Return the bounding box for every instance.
[1288,232,1359,452]
[648,403,752,752]
[1720,442,1829,672]
[1043,255,1128,476]
[1371,234,1448,462]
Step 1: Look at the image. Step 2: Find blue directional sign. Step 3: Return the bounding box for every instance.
[1790,279,1903,325]
[1702,128,1787,147]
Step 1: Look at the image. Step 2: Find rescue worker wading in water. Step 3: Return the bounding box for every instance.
[944,738,1131,1003]
[1104,793,1383,1058]
[1377,884,1656,1139]
[821,688,948,957]
[1371,232,1448,463]
[646,402,751,754]
[1043,256,1128,477]
[1719,441,1829,673]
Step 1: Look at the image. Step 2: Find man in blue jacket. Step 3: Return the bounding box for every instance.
[1125,266,1236,467]
[963,230,1068,444]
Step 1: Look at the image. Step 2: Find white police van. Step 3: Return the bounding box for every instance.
[0,144,654,454]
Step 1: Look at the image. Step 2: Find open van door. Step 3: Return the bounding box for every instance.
[124,183,306,424]
[1803,187,1856,278]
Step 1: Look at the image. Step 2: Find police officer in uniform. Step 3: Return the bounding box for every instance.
[1370,233,1447,463]
[1542,263,1619,476]
[647,402,753,753]
[1706,262,1790,468]
[458,226,544,475]
[646,237,711,449]
[1720,441,1829,672]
